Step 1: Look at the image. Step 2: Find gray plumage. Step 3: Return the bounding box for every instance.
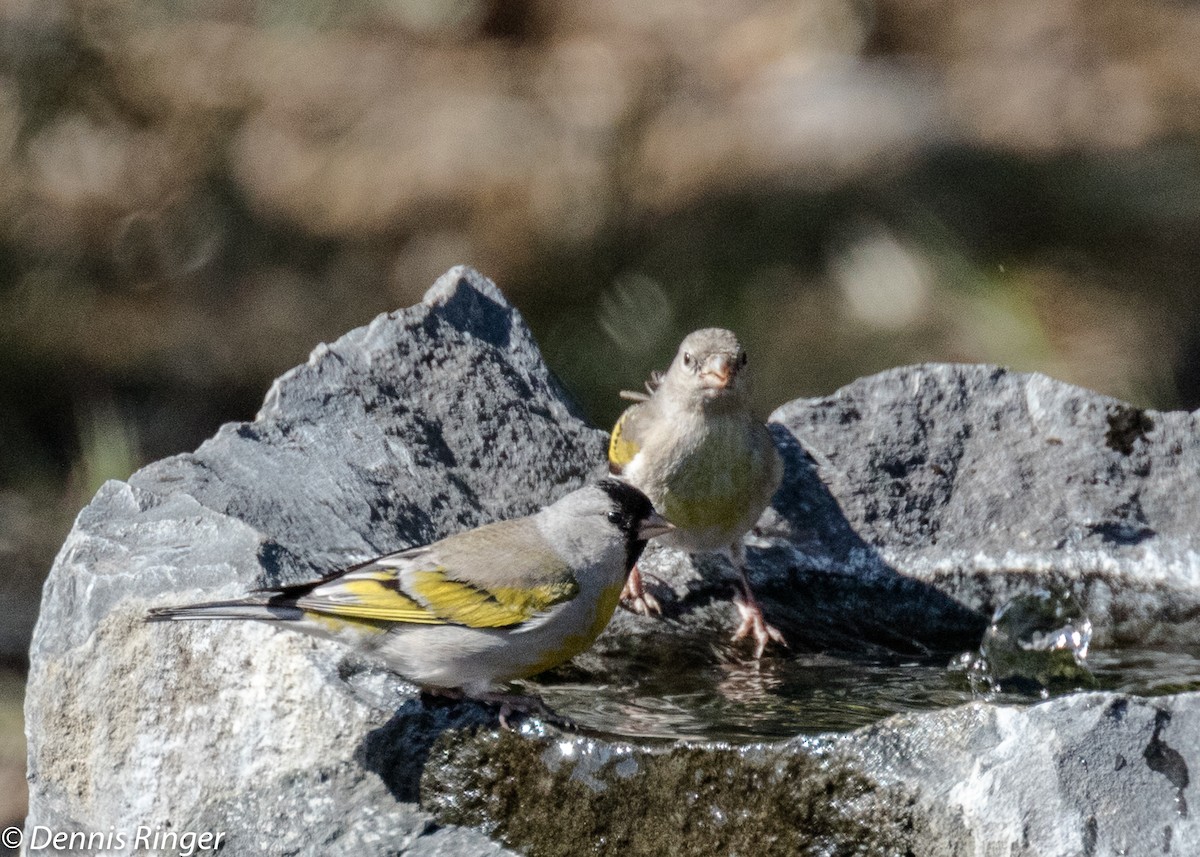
[149,479,671,695]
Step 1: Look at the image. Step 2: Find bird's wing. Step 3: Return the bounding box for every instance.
[608,401,652,474]
[277,549,448,625]
[280,519,579,629]
[617,369,664,402]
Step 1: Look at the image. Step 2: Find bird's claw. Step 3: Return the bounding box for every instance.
[619,567,663,616]
[731,596,787,659]
[420,688,576,731]
[478,691,578,731]
[620,589,662,616]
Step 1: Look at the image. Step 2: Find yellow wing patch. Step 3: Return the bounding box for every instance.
[608,408,640,473]
[408,570,578,628]
[291,542,579,631]
[296,575,445,625]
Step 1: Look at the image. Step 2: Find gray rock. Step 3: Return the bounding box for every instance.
[582,364,1200,668]
[25,266,604,855]
[24,268,1200,857]
[763,364,1200,650]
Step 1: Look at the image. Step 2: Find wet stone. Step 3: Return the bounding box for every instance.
[22,270,1200,855]
[420,727,908,857]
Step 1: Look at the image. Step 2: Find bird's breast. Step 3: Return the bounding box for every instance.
[513,578,625,677]
[634,413,779,549]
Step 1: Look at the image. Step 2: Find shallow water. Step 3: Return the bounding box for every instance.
[527,647,1200,743]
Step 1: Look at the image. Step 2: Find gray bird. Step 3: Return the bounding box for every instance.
[149,479,672,718]
[608,328,785,657]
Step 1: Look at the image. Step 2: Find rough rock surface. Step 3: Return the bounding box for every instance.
[25,267,1200,856]
[590,364,1200,665]
[25,266,606,855]
[766,365,1200,649]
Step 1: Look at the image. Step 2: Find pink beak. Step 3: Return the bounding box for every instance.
[701,354,734,388]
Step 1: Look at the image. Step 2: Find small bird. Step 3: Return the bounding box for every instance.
[608,328,785,657]
[148,479,672,722]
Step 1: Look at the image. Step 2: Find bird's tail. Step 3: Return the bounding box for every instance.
[146,597,303,623]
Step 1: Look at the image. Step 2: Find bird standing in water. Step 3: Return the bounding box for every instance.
[149,479,672,722]
[608,328,785,657]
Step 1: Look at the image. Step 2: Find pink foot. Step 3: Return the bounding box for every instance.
[731,595,787,659]
[620,564,662,616]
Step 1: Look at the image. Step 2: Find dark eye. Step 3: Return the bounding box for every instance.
[739,352,748,367]
[682,352,695,370]
[607,510,623,525]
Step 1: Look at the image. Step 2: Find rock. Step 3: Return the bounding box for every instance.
[582,364,1200,668]
[24,266,604,855]
[421,691,1200,857]
[764,364,1200,650]
[24,269,1200,856]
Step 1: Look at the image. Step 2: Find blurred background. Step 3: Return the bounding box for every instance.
[3,0,1200,832]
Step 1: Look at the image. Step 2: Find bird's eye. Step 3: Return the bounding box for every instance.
[739,352,748,367]
[607,510,623,525]
[682,352,695,370]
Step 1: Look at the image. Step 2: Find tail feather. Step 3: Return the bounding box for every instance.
[147,598,303,623]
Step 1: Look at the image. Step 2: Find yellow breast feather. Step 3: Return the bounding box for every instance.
[657,415,774,532]
[521,579,625,675]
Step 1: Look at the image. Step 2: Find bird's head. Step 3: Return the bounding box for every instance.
[663,327,751,410]
[542,480,673,574]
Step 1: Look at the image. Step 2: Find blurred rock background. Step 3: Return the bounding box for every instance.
[3,0,1200,834]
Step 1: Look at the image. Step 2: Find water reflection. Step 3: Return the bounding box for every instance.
[525,645,1200,743]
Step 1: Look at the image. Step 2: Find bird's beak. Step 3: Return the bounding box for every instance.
[637,510,674,540]
[700,353,734,389]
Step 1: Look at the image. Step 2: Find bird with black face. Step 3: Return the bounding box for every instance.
[608,328,786,657]
[148,479,672,721]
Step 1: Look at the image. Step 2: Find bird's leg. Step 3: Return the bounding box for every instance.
[729,543,787,658]
[418,687,574,731]
[419,686,465,705]
[620,563,662,616]
[473,690,578,731]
